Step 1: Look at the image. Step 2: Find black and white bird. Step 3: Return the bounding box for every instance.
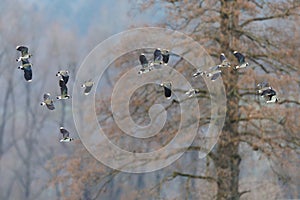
[219,53,231,68]
[59,127,73,142]
[16,45,32,62]
[161,49,170,65]
[56,70,69,84]
[81,80,94,95]
[18,58,32,82]
[160,82,172,99]
[56,78,70,100]
[260,88,279,103]
[138,53,152,74]
[186,88,201,97]
[40,93,55,110]
[233,51,249,69]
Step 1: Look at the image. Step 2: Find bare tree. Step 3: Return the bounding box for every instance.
[49,1,300,200]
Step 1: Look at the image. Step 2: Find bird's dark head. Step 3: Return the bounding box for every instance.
[56,72,60,76]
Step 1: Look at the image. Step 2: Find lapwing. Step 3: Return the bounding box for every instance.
[59,127,73,142]
[233,51,249,69]
[40,93,55,110]
[81,80,94,95]
[56,78,70,100]
[138,53,153,74]
[18,58,32,82]
[56,70,69,84]
[260,88,279,103]
[16,45,32,62]
[160,82,172,99]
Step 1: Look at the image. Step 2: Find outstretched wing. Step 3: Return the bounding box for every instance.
[59,79,68,97]
[261,88,276,97]
[161,82,172,99]
[84,86,93,95]
[233,51,245,64]
[153,48,162,62]
[16,45,29,56]
[46,102,55,110]
[62,76,69,84]
[162,49,170,64]
[24,68,32,82]
[220,53,226,62]
[61,85,68,97]
[211,72,221,81]
[43,93,51,101]
[21,58,30,65]
[164,86,172,99]
[139,54,148,67]
[60,127,69,138]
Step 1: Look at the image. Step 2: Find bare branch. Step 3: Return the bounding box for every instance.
[240,7,298,27]
[171,171,217,182]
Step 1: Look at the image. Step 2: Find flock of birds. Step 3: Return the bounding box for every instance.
[15,46,279,142]
[138,48,279,103]
[16,45,94,142]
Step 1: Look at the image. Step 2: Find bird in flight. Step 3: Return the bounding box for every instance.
[260,87,279,103]
[56,78,70,100]
[40,93,55,110]
[59,127,73,142]
[233,51,249,69]
[81,80,94,95]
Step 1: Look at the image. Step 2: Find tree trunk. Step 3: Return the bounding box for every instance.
[213,1,241,199]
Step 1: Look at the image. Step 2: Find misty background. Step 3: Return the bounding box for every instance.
[0,0,299,200]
